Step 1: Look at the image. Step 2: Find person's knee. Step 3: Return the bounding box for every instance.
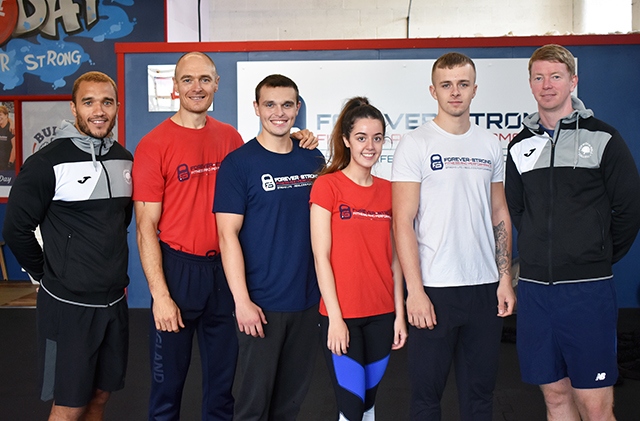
[574,388,614,421]
[541,378,573,407]
[90,389,111,406]
[581,402,614,421]
[49,403,86,420]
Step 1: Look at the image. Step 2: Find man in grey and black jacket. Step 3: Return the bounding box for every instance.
[506,44,640,421]
[3,71,132,421]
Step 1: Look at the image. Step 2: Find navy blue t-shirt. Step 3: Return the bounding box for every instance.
[214,138,324,312]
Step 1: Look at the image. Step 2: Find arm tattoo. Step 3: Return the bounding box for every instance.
[493,220,510,279]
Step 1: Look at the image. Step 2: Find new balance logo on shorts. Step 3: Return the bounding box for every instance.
[595,372,607,381]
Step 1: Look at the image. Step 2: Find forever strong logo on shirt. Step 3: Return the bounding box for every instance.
[261,172,317,191]
[339,203,390,222]
[431,153,493,171]
[176,161,222,182]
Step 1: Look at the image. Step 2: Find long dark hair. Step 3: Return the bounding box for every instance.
[320,97,385,176]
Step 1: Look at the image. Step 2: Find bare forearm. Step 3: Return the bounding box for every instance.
[218,225,270,336]
[137,225,170,299]
[493,219,512,283]
[491,183,513,284]
[134,201,170,299]
[394,221,423,294]
[391,244,406,319]
[314,255,343,320]
[493,206,516,316]
[219,234,251,305]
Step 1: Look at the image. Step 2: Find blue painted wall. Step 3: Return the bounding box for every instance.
[5,42,640,308]
[120,44,640,308]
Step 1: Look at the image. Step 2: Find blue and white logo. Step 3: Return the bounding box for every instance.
[430,154,444,171]
[262,174,276,191]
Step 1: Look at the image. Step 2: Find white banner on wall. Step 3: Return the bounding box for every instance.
[237,59,560,179]
[21,101,73,162]
[147,64,213,112]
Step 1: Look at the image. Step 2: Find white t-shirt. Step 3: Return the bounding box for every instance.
[392,120,503,288]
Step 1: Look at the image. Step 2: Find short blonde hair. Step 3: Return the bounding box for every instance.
[529,44,576,76]
[432,52,476,84]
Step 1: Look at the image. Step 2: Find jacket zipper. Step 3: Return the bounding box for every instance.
[99,140,113,199]
[548,132,556,285]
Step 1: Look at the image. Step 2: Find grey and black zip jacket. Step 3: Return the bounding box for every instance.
[3,120,133,306]
[505,97,640,285]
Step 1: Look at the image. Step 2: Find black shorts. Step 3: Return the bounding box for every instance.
[37,289,129,407]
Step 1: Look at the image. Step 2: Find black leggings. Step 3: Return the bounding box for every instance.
[320,312,395,420]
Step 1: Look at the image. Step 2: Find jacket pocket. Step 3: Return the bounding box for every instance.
[61,233,72,278]
[557,207,608,264]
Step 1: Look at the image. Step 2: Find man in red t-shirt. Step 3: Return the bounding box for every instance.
[133,52,317,420]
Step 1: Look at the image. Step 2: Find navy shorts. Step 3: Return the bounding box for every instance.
[37,288,128,407]
[517,279,618,388]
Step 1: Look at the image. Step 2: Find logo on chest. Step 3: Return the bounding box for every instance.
[260,172,317,191]
[579,142,593,159]
[262,174,276,191]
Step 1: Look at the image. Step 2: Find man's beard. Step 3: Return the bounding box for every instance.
[76,117,116,140]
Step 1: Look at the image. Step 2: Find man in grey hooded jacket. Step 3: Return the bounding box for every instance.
[3,71,133,421]
[505,44,640,421]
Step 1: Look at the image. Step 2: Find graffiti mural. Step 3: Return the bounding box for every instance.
[0,0,163,94]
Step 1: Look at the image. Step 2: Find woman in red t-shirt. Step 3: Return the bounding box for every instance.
[310,97,407,420]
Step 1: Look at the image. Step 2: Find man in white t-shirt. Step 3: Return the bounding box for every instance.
[392,52,515,421]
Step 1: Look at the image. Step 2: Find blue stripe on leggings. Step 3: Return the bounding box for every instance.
[332,353,391,401]
[332,354,365,401]
[365,354,390,389]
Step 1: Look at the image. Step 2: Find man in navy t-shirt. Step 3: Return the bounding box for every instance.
[214,74,324,420]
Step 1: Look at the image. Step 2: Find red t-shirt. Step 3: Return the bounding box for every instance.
[310,171,395,318]
[132,117,243,256]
